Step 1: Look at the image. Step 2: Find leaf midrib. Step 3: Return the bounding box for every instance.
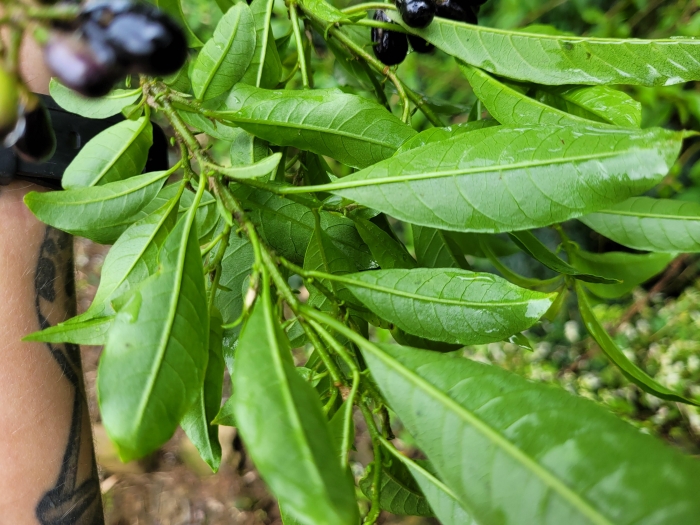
[591,208,700,220]
[256,0,275,87]
[367,345,614,525]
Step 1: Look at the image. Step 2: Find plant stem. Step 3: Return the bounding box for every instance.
[290,3,310,88]
[341,2,397,14]
[353,19,411,33]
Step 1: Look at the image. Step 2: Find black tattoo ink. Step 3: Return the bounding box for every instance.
[33,227,104,525]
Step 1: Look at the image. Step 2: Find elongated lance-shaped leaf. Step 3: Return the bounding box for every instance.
[157,0,203,47]
[310,125,683,233]
[215,152,282,179]
[49,79,141,119]
[25,169,169,244]
[359,458,434,517]
[412,224,470,269]
[534,85,641,128]
[23,315,114,346]
[508,230,617,283]
[240,0,282,88]
[182,308,225,472]
[361,342,700,525]
[217,84,417,168]
[460,63,604,127]
[234,186,374,269]
[354,218,417,270]
[192,3,256,101]
[97,195,209,461]
[228,284,360,525]
[62,117,153,189]
[569,249,674,299]
[394,14,700,86]
[336,268,554,345]
[580,196,700,252]
[216,231,255,332]
[575,281,697,405]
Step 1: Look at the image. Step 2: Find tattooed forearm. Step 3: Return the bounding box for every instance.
[33,227,104,525]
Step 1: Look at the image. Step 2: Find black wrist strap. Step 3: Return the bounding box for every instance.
[0,94,169,190]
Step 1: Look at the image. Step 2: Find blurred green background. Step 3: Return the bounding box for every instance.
[89,0,700,522]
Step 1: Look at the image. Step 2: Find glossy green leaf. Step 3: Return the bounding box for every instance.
[460,63,601,127]
[508,230,617,283]
[182,308,225,472]
[576,281,697,405]
[397,15,700,86]
[340,268,554,345]
[228,285,360,525]
[580,197,700,252]
[157,0,204,47]
[25,169,169,244]
[49,79,141,119]
[317,125,682,233]
[98,203,209,461]
[395,120,498,154]
[412,224,470,269]
[216,152,282,179]
[235,187,374,268]
[179,108,240,141]
[570,249,674,299]
[535,85,641,128]
[240,0,283,88]
[216,231,255,328]
[354,218,416,270]
[219,85,417,168]
[62,117,153,189]
[23,315,114,346]
[192,3,256,101]
[359,458,434,517]
[363,342,700,525]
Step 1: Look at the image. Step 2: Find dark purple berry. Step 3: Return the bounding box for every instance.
[408,35,434,53]
[397,0,436,29]
[436,0,478,23]
[82,1,187,76]
[12,97,56,163]
[43,32,124,98]
[372,10,408,66]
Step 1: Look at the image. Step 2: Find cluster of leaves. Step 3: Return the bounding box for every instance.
[10,0,700,522]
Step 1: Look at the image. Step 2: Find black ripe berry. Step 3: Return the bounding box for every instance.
[372,10,408,66]
[43,32,123,98]
[397,0,436,29]
[436,0,478,24]
[83,1,187,76]
[408,35,434,53]
[12,96,56,164]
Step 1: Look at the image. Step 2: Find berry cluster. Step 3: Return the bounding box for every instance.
[45,0,187,98]
[373,0,485,66]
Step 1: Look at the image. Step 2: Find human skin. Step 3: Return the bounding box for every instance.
[0,32,104,525]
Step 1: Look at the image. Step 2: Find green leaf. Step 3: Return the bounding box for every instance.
[62,117,153,189]
[25,169,169,244]
[576,281,697,405]
[580,196,700,252]
[398,15,700,86]
[569,249,674,299]
[23,315,114,346]
[157,0,204,47]
[235,186,374,268]
[340,268,554,345]
[391,326,462,353]
[97,201,209,461]
[354,218,417,270]
[216,152,282,179]
[362,342,700,525]
[359,458,434,517]
[395,120,498,154]
[192,3,256,101]
[49,79,141,119]
[216,230,255,328]
[182,308,225,472]
[460,63,602,127]
[319,125,683,233]
[179,107,240,141]
[534,85,641,128]
[240,0,283,88]
[228,285,360,525]
[412,225,470,270]
[508,230,617,283]
[219,84,417,168]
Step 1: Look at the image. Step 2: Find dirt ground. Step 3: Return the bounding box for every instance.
[75,239,429,525]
